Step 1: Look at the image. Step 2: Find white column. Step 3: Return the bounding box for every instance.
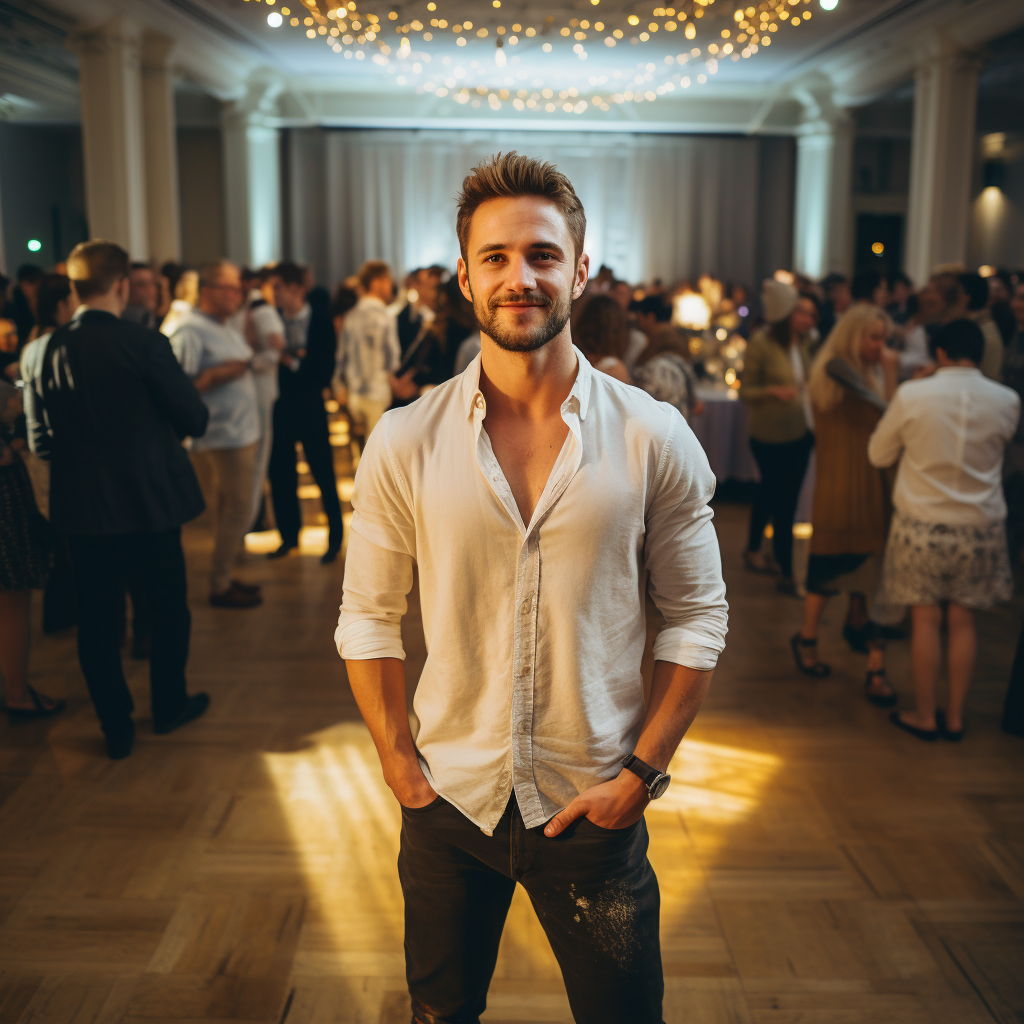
[71,18,149,258]
[791,80,853,280]
[904,38,980,285]
[141,32,181,264]
[222,85,282,267]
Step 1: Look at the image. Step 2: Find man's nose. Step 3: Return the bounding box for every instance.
[505,255,537,294]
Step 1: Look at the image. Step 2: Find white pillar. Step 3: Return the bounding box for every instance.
[904,38,980,285]
[222,84,282,267]
[791,80,853,280]
[71,18,149,258]
[141,32,181,264]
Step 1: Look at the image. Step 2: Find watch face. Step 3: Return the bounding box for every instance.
[649,774,671,800]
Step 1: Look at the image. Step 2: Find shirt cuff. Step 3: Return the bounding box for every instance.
[652,628,722,671]
[335,619,406,661]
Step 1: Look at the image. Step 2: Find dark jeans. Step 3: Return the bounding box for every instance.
[67,529,191,740]
[268,395,343,548]
[1003,614,1024,736]
[747,432,814,578]
[399,794,664,1024]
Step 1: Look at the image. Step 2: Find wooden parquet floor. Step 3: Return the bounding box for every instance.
[2,440,1023,1023]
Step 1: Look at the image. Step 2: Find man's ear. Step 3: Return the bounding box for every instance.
[457,258,473,304]
[572,253,590,301]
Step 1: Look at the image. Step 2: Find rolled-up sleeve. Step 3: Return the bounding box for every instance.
[335,415,417,660]
[644,413,729,671]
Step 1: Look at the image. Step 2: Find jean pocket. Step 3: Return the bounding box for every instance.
[400,795,444,814]
[575,815,641,835]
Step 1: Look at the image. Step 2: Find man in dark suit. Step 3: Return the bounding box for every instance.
[24,240,211,759]
[266,261,344,564]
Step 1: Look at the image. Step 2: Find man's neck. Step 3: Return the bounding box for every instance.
[81,295,124,317]
[478,333,578,422]
[281,301,306,318]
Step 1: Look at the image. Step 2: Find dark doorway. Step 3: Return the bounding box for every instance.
[855,213,903,276]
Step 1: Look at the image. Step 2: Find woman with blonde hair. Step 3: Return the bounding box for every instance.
[791,304,900,705]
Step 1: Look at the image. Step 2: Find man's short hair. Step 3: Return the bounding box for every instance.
[358,260,392,293]
[17,264,44,284]
[851,270,881,301]
[957,273,988,311]
[66,241,130,300]
[821,272,848,290]
[455,151,586,263]
[198,261,237,289]
[130,261,152,273]
[268,261,307,289]
[930,318,984,365]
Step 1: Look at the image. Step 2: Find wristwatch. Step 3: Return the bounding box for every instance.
[621,754,671,800]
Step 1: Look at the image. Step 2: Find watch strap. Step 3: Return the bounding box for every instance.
[622,753,667,794]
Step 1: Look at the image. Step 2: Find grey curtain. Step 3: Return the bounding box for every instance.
[285,128,792,289]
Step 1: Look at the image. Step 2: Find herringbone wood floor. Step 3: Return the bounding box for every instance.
[2,439,1023,1023]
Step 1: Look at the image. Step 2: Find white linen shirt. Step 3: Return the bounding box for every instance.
[337,296,401,405]
[336,348,728,834]
[868,366,1020,524]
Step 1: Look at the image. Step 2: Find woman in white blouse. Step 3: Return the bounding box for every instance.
[868,318,1020,741]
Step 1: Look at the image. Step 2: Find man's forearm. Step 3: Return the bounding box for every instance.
[632,660,713,773]
[345,656,435,805]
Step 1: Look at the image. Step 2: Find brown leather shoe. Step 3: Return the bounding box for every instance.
[210,583,263,608]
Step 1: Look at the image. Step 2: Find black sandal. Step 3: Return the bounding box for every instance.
[864,668,897,708]
[4,685,67,721]
[936,710,964,742]
[889,711,937,741]
[790,633,831,677]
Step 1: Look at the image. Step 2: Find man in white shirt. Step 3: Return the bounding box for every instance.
[869,318,1019,741]
[335,261,402,436]
[336,153,728,1023]
[171,262,262,608]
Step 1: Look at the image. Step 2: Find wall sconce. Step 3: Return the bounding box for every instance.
[982,160,1005,191]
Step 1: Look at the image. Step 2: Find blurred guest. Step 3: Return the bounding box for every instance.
[899,278,947,378]
[818,273,850,340]
[852,270,890,309]
[454,330,482,375]
[632,337,701,424]
[268,261,345,563]
[9,264,44,343]
[1,315,22,382]
[949,273,1003,381]
[1003,283,1024,570]
[336,260,403,435]
[239,270,286,530]
[171,262,262,608]
[610,280,649,370]
[792,305,899,706]
[869,319,1019,740]
[122,263,161,330]
[738,281,816,594]
[26,240,210,758]
[160,267,198,338]
[574,294,631,383]
[398,267,442,353]
[0,380,63,721]
[331,284,359,342]
[989,271,1016,345]
[887,272,915,326]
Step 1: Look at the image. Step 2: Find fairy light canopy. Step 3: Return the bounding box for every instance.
[237,0,839,115]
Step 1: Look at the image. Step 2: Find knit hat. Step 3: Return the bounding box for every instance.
[761,278,799,325]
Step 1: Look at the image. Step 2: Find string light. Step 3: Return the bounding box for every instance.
[246,0,834,114]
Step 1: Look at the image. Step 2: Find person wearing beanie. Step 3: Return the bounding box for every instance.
[738,280,818,594]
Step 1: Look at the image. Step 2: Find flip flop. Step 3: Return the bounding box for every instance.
[889,711,937,741]
[4,685,66,721]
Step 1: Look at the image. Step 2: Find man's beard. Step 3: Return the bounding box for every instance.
[471,287,572,353]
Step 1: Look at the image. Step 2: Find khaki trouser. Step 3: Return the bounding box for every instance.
[190,442,258,595]
[347,393,388,437]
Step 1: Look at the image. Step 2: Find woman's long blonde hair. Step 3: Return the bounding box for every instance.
[808,303,887,413]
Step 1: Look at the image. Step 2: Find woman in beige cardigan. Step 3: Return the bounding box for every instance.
[792,304,900,705]
[740,280,816,595]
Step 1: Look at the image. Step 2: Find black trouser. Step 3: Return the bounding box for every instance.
[67,529,191,740]
[747,432,814,578]
[1003,614,1024,736]
[268,393,343,548]
[399,795,664,1024]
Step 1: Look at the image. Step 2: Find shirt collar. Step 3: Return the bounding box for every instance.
[360,296,386,309]
[461,344,594,422]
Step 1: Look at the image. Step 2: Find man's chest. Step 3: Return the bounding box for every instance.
[485,417,571,527]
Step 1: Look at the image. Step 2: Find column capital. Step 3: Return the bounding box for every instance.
[791,73,852,137]
[141,31,177,72]
[67,16,142,59]
[911,30,985,74]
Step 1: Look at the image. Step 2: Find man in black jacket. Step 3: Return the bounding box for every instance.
[25,240,211,759]
[266,262,344,564]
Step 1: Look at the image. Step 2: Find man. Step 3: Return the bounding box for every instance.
[24,240,210,759]
[170,262,262,607]
[8,264,44,342]
[266,261,344,563]
[818,272,851,340]
[947,272,1004,382]
[336,153,728,1023]
[334,260,405,434]
[122,262,161,330]
[397,266,441,354]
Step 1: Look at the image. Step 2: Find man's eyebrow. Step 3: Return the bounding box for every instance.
[475,241,566,257]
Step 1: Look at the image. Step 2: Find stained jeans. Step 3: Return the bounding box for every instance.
[398,794,665,1024]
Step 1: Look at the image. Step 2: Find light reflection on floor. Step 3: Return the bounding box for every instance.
[263,726,780,1019]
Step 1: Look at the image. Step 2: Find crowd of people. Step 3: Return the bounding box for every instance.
[1,238,1023,755]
